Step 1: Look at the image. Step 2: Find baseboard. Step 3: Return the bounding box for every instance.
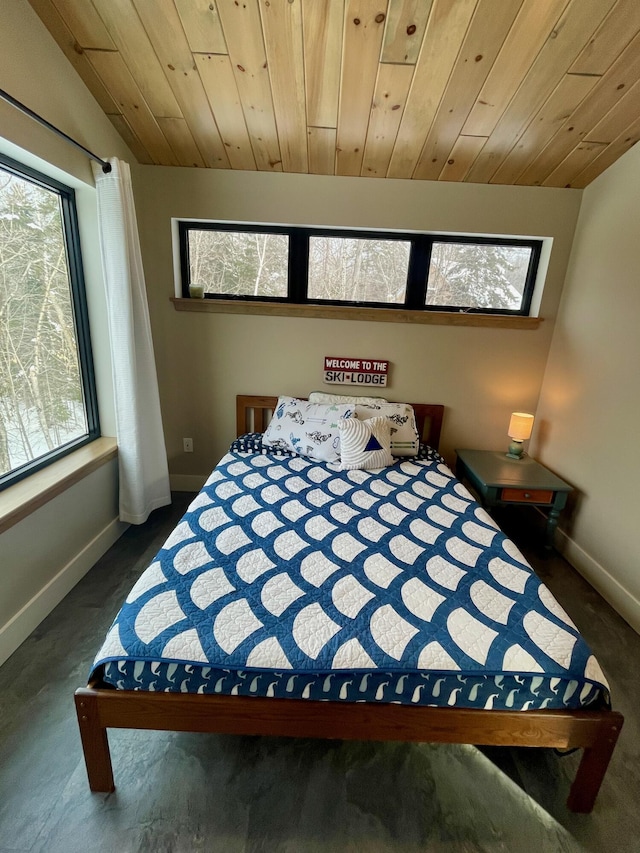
[556,527,640,635]
[0,516,127,668]
[170,474,206,492]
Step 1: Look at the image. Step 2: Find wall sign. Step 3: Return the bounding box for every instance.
[324,356,389,387]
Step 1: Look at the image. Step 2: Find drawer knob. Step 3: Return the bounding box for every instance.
[524,492,531,498]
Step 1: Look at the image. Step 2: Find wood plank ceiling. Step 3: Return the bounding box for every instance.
[27,0,640,188]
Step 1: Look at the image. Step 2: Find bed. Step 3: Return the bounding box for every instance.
[75,395,622,813]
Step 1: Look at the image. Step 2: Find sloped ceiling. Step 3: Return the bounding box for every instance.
[27,0,640,187]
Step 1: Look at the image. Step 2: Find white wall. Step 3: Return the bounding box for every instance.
[535,141,640,634]
[134,167,582,481]
[0,0,134,665]
[0,462,120,662]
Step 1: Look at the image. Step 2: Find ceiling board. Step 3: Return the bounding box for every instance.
[86,49,178,165]
[336,1,388,177]
[92,0,184,119]
[51,0,116,50]
[465,0,618,184]
[543,139,608,186]
[381,0,432,64]
[361,63,414,177]
[108,113,154,165]
[28,0,121,114]
[571,113,640,187]
[412,0,524,180]
[516,28,640,185]
[260,0,308,173]
[438,135,487,182]
[174,0,227,54]
[387,0,478,179]
[156,117,206,168]
[195,53,257,171]
[585,78,640,143]
[307,126,337,175]
[570,0,640,75]
[25,0,640,187]
[462,0,570,138]
[302,0,343,129]
[490,73,597,186]
[216,0,283,171]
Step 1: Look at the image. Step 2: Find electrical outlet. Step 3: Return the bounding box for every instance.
[183,437,193,453]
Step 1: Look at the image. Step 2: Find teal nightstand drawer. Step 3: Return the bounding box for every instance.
[501,488,554,504]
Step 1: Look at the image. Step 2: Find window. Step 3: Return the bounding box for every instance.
[0,154,99,490]
[185,227,288,298]
[426,241,536,311]
[308,236,410,304]
[179,223,541,316]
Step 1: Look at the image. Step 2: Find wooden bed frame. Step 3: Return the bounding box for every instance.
[75,395,623,813]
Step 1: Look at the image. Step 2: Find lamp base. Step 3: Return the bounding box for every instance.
[506,439,525,459]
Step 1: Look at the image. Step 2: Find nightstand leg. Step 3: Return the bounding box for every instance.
[546,492,569,551]
[545,507,560,550]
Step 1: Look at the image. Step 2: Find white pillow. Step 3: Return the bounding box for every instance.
[308,391,388,406]
[338,416,393,470]
[355,402,419,457]
[262,396,353,463]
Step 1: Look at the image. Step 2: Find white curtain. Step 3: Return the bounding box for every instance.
[93,158,171,524]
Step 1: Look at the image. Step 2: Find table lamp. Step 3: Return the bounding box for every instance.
[507,412,534,459]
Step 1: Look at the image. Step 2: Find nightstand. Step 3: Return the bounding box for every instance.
[455,449,573,550]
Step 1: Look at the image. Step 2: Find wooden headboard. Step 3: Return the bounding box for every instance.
[236,395,444,451]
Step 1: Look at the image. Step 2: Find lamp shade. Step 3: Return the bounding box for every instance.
[508,412,534,441]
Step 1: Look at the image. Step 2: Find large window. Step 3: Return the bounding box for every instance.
[0,154,99,490]
[179,222,541,316]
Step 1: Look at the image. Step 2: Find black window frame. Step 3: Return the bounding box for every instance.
[0,153,100,492]
[178,221,541,317]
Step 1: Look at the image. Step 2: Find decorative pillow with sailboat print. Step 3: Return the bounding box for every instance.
[261,396,353,463]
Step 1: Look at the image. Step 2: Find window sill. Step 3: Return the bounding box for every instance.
[0,437,118,535]
[170,298,542,329]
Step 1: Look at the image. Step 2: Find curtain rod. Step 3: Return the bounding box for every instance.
[0,87,112,174]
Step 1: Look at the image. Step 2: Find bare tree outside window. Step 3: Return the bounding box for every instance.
[187,230,288,298]
[0,162,92,482]
[308,237,409,303]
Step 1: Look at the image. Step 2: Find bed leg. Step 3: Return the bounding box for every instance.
[75,692,115,792]
[566,716,623,813]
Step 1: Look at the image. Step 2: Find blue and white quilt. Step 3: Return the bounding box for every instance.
[93,443,609,712]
